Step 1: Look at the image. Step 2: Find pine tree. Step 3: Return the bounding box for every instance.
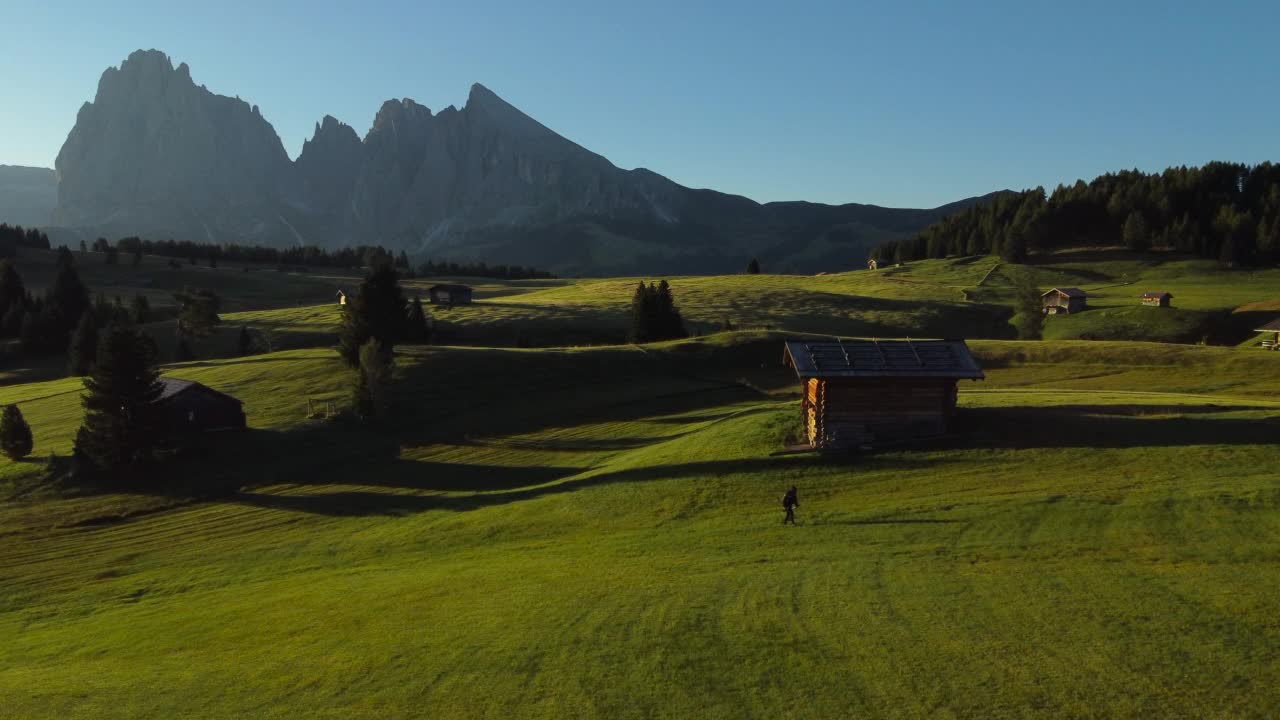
[51,248,89,334]
[2,305,24,337]
[131,294,151,324]
[353,338,392,422]
[74,327,163,473]
[746,258,761,274]
[655,280,686,340]
[1011,275,1044,340]
[0,404,34,460]
[404,296,432,343]
[68,313,99,377]
[0,259,25,323]
[174,287,221,341]
[629,281,651,343]
[338,264,407,367]
[1123,211,1149,251]
[237,326,253,356]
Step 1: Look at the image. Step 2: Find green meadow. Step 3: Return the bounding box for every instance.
[1,246,1279,717]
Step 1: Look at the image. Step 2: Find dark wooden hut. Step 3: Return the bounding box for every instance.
[1140,291,1172,307]
[783,339,985,450]
[155,378,247,432]
[1041,287,1087,314]
[1256,318,1280,350]
[428,283,473,306]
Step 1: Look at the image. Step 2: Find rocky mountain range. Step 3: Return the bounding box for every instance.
[0,166,57,228]
[41,50,987,274]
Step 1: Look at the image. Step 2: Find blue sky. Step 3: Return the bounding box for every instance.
[2,0,1277,207]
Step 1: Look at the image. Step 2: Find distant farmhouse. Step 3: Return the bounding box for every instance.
[336,288,352,306]
[429,283,473,306]
[1140,291,1173,307]
[1042,287,1087,315]
[1257,318,1280,350]
[783,339,985,450]
[156,379,246,432]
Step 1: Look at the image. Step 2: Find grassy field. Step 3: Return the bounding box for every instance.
[2,335,1279,717]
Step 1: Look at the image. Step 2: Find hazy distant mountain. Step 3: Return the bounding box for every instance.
[48,50,986,274]
[0,165,57,228]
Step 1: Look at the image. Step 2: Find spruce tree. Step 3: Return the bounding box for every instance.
[338,263,406,367]
[51,248,89,334]
[131,294,151,324]
[174,287,221,341]
[238,326,253,356]
[405,296,432,343]
[0,404,34,460]
[74,327,163,473]
[746,258,761,274]
[0,259,25,322]
[655,280,686,340]
[353,338,392,422]
[629,281,652,343]
[1012,275,1044,340]
[1123,211,1149,251]
[2,305,24,337]
[68,313,99,377]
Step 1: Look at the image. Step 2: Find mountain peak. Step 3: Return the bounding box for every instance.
[466,82,503,107]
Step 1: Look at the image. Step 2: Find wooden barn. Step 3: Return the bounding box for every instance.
[1257,318,1280,350]
[1042,287,1087,314]
[428,283,473,306]
[1140,291,1172,307]
[783,339,985,450]
[155,378,247,432]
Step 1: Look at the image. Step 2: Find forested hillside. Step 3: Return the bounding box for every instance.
[872,162,1280,266]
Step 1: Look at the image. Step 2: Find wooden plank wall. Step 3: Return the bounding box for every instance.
[808,378,960,449]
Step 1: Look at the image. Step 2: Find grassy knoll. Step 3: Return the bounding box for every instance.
[1,335,1278,717]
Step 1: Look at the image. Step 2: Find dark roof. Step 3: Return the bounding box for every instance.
[1256,318,1280,332]
[336,288,352,296]
[1042,287,1087,298]
[156,378,242,405]
[1140,291,1172,299]
[783,339,985,380]
[429,283,472,292]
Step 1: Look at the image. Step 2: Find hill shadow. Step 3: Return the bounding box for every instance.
[952,406,1279,450]
[229,453,935,518]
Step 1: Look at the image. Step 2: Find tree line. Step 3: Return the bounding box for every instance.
[0,224,52,257]
[871,162,1280,266]
[85,235,554,279]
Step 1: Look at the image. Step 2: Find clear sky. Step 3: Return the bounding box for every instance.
[3,0,1278,207]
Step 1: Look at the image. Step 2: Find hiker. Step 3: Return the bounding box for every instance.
[782,486,799,525]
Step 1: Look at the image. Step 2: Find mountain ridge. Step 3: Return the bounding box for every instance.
[43,50,986,274]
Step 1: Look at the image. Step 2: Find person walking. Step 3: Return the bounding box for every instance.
[782,486,799,525]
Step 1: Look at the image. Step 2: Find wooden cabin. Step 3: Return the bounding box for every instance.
[155,378,247,432]
[1256,318,1280,350]
[1140,291,1172,307]
[428,283,473,306]
[783,339,985,450]
[1041,287,1087,315]
[336,288,352,306]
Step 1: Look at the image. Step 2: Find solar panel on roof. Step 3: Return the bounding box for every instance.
[784,339,985,380]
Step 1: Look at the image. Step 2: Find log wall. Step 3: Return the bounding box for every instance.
[804,378,960,449]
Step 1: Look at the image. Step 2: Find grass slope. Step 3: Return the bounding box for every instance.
[1,336,1279,717]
